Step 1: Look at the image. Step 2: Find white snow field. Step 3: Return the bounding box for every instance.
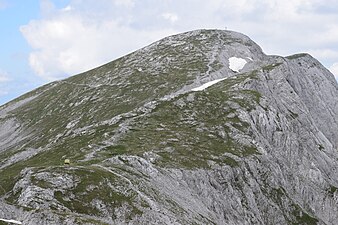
[229,57,247,72]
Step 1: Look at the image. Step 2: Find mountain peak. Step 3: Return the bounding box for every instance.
[143,28,265,64]
[153,29,262,49]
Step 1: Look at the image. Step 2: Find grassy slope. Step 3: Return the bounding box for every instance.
[0,30,267,221]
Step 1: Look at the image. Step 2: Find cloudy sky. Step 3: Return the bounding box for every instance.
[1,0,338,105]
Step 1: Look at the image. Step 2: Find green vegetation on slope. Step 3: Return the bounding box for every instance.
[0,30,265,222]
[98,74,261,169]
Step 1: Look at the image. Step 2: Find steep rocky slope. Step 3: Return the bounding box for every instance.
[0,29,337,225]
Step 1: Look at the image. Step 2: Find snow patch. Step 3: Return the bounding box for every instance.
[192,78,227,91]
[0,218,22,224]
[229,57,247,72]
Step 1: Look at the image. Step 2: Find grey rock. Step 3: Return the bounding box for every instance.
[0,29,337,224]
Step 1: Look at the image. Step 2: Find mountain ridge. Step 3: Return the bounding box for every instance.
[0,29,337,224]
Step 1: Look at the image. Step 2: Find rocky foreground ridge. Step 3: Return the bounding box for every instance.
[0,29,337,224]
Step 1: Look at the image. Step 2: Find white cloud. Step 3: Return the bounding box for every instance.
[20,0,338,81]
[114,0,135,8]
[162,13,179,23]
[20,0,176,81]
[0,71,10,83]
[62,5,72,12]
[307,49,338,60]
[329,63,338,79]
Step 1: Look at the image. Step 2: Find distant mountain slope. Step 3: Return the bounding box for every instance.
[0,29,337,225]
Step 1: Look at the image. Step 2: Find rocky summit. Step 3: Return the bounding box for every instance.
[0,29,337,225]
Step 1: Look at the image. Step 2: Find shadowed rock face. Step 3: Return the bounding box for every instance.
[0,29,337,225]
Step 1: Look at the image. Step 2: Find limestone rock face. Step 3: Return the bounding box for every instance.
[0,30,337,225]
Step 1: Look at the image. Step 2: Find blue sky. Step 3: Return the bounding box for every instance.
[0,0,69,104]
[1,0,338,105]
